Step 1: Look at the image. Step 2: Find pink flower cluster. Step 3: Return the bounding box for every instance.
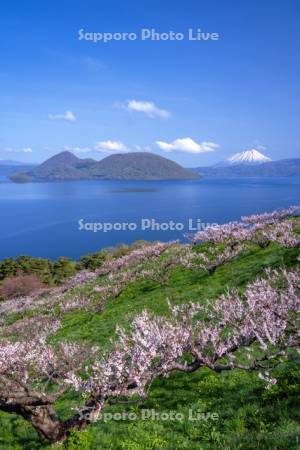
[98,241,178,275]
[192,206,300,273]
[255,220,300,248]
[0,265,298,439]
[85,267,300,402]
[194,205,300,245]
[193,221,251,245]
[242,205,300,224]
[0,242,177,318]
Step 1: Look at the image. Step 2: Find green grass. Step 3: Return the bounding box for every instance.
[54,243,299,346]
[0,241,299,449]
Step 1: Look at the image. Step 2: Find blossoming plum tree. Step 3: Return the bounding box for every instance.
[191,206,300,271]
[0,268,298,443]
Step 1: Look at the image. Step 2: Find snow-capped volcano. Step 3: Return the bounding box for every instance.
[226,149,272,165]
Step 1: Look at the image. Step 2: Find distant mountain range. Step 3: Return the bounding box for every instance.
[10,151,198,182]
[0,159,30,166]
[216,149,272,166]
[0,160,35,177]
[193,157,300,177]
[8,150,300,182]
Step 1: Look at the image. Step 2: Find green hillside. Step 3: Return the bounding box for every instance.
[10,151,198,181]
[0,218,299,449]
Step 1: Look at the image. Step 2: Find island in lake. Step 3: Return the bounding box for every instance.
[10,151,199,182]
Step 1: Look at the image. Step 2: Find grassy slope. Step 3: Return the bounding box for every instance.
[0,242,299,449]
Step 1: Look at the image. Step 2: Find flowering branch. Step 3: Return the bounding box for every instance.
[0,266,298,442]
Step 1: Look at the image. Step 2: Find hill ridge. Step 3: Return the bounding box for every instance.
[10,151,198,181]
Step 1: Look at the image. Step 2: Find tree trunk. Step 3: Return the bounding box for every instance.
[0,395,100,443]
[20,404,67,442]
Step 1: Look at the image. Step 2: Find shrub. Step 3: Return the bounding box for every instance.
[111,243,130,258]
[0,258,18,280]
[0,272,45,299]
[52,257,76,283]
[0,256,53,284]
[77,250,108,271]
[15,255,53,284]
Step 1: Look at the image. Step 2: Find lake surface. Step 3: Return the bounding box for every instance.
[0,178,299,260]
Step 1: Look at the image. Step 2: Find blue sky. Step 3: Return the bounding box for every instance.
[1,0,300,166]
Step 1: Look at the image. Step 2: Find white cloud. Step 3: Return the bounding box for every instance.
[63,141,129,154]
[48,110,76,122]
[126,100,171,119]
[94,140,128,152]
[4,147,33,153]
[156,138,219,154]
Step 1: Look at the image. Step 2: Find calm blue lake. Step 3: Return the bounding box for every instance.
[0,178,299,260]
